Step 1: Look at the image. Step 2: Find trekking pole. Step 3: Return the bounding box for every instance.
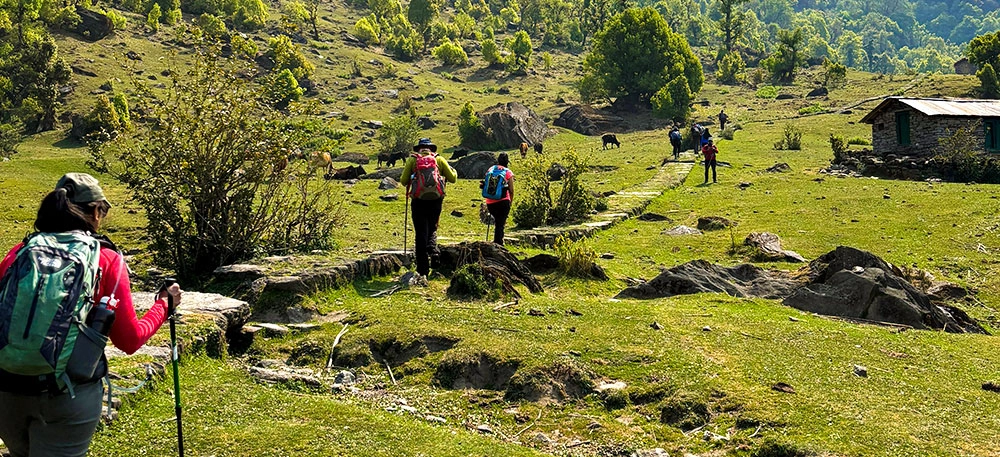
[485,220,491,242]
[403,188,409,256]
[161,278,184,457]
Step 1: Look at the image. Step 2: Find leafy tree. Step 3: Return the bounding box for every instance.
[233,0,268,30]
[196,13,227,37]
[481,38,503,66]
[146,3,161,31]
[89,49,343,280]
[762,27,805,83]
[368,0,401,19]
[266,35,315,80]
[977,63,1000,99]
[148,0,181,24]
[458,101,489,147]
[266,68,304,108]
[836,30,867,68]
[582,7,702,103]
[304,0,324,39]
[407,0,441,52]
[968,31,1000,75]
[377,115,420,159]
[714,0,748,53]
[512,154,551,228]
[506,30,532,71]
[650,74,692,121]
[578,0,614,48]
[822,57,847,88]
[384,14,422,60]
[0,32,70,134]
[354,15,381,43]
[715,51,745,84]
[432,39,468,65]
[0,123,19,158]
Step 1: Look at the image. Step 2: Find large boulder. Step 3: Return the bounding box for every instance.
[744,232,805,263]
[452,151,497,179]
[553,105,625,136]
[615,260,801,300]
[76,7,113,41]
[477,102,552,148]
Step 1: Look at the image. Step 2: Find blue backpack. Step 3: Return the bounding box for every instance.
[482,165,508,200]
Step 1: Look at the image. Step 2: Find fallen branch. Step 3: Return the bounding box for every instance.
[748,424,763,439]
[512,410,543,438]
[385,361,397,386]
[493,299,519,311]
[371,285,401,297]
[566,440,591,448]
[739,331,764,341]
[325,323,350,372]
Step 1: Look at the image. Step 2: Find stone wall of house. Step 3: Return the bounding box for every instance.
[870,103,984,158]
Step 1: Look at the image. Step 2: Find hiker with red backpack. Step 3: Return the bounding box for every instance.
[481,152,515,245]
[0,173,182,457]
[400,138,457,278]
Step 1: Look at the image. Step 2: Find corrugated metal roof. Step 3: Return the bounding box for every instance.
[897,98,1000,117]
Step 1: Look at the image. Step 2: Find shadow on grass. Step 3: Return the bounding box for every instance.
[353,276,402,297]
[52,136,84,150]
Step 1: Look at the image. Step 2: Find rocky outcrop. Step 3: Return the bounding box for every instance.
[553,105,625,136]
[615,260,801,300]
[452,151,497,179]
[477,102,552,148]
[744,232,805,263]
[76,7,113,41]
[335,152,370,164]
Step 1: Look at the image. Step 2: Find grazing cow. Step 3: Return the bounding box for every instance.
[377,151,408,168]
[534,143,543,154]
[602,134,621,150]
[325,165,367,180]
[519,142,529,158]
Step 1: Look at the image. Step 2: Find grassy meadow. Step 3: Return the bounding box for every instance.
[5,8,1000,456]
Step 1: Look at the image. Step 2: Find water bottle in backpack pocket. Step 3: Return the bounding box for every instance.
[482,165,507,200]
[66,296,116,382]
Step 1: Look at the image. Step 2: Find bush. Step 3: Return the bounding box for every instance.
[432,39,468,65]
[541,52,553,71]
[104,9,127,30]
[233,0,268,30]
[554,235,597,278]
[847,137,871,146]
[720,124,739,140]
[512,154,551,229]
[230,33,258,57]
[651,75,692,121]
[88,48,344,280]
[196,13,227,38]
[265,69,303,109]
[377,115,420,159]
[755,85,778,99]
[0,123,20,158]
[934,124,1000,183]
[457,101,487,147]
[829,134,847,160]
[549,149,595,224]
[82,94,129,139]
[447,263,504,300]
[354,15,381,44]
[798,103,825,115]
[266,35,314,80]
[146,4,161,31]
[822,57,847,88]
[385,30,422,60]
[774,124,802,150]
[481,38,503,66]
[978,63,1000,99]
[715,52,745,85]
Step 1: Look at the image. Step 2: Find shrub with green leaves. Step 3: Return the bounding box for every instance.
[103,9,126,30]
[549,149,595,224]
[196,13,227,38]
[377,115,420,158]
[233,0,268,30]
[354,15,381,44]
[822,57,847,88]
[384,15,422,60]
[933,124,1000,183]
[774,124,802,150]
[798,103,825,115]
[81,93,130,140]
[715,51,745,85]
[146,4,161,31]
[829,134,847,160]
[481,38,503,66]
[0,123,20,158]
[977,63,1000,99]
[230,33,258,57]
[847,137,871,146]
[266,69,303,109]
[266,35,315,80]
[755,85,778,99]
[446,263,504,300]
[89,49,342,280]
[505,30,532,71]
[553,235,597,278]
[651,75,693,121]
[432,39,468,65]
[512,154,551,229]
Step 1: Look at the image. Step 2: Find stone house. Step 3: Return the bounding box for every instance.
[860,97,1000,157]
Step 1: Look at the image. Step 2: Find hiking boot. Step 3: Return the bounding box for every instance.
[430,254,441,269]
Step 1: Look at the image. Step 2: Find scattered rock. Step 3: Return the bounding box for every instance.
[76,7,112,41]
[125,50,141,61]
[771,382,796,394]
[697,216,733,231]
[426,415,447,424]
[744,232,806,263]
[416,116,436,129]
[528,308,545,316]
[702,326,711,332]
[256,323,290,337]
[616,260,800,300]
[451,210,463,217]
[451,152,497,179]
[637,212,670,222]
[362,120,383,129]
[650,322,663,330]
[249,362,322,389]
[600,253,614,259]
[71,65,98,77]
[775,93,795,100]
[982,382,1000,393]
[378,177,400,190]
[596,380,627,391]
[401,271,428,287]
[766,162,791,173]
[477,424,494,434]
[663,225,702,236]
[806,86,829,97]
[523,253,560,274]
[853,364,868,378]
[334,370,356,385]
[738,181,752,189]
[336,152,370,164]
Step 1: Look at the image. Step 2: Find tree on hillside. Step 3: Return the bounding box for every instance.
[578,0,614,48]
[714,0,748,53]
[89,47,344,280]
[762,27,805,84]
[408,0,442,53]
[582,7,703,105]
[0,19,71,140]
[305,0,324,39]
[968,31,1000,76]
[506,30,533,71]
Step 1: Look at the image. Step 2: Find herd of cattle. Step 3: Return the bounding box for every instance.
[312,133,626,180]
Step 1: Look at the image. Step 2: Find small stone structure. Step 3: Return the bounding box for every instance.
[861,97,993,157]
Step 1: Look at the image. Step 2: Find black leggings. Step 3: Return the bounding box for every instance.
[411,198,443,276]
[704,159,717,182]
[486,199,511,245]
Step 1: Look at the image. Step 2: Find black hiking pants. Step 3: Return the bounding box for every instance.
[671,140,681,160]
[704,159,717,183]
[486,199,511,245]
[411,197,443,276]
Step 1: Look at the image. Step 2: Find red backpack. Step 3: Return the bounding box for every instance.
[411,153,445,200]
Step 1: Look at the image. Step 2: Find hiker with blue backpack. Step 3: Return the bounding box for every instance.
[0,173,182,457]
[481,152,515,245]
[400,138,457,278]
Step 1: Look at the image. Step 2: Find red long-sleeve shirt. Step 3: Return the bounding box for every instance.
[0,243,169,355]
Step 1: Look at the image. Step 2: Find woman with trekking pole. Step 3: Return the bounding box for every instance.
[0,173,182,457]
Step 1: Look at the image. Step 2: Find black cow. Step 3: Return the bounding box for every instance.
[451,148,470,160]
[602,134,620,150]
[377,151,408,168]
[534,143,543,154]
[325,165,367,180]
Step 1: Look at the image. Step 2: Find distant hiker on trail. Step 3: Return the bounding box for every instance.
[719,109,729,131]
[701,138,719,184]
[401,138,457,277]
[690,123,704,152]
[481,152,515,245]
[666,125,683,164]
[0,173,182,457]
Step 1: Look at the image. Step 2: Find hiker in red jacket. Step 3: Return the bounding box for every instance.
[0,173,182,457]
[701,137,719,184]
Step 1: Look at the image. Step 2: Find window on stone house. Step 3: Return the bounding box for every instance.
[895,112,910,146]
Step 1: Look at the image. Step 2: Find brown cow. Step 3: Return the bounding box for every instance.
[519,142,528,158]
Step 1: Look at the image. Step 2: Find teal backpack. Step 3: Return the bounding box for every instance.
[0,231,103,394]
[482,165,508,200]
